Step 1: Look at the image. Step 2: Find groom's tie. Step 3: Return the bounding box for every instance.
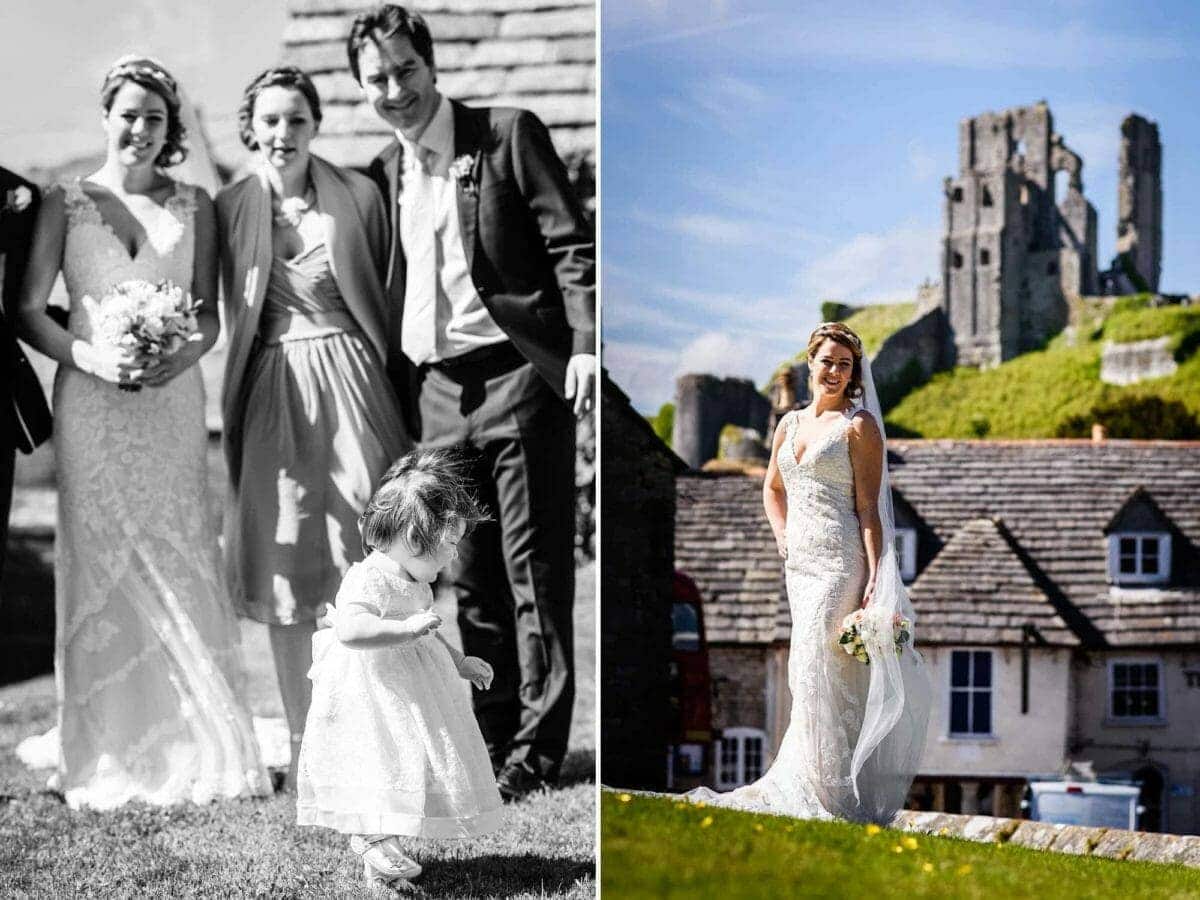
[400,144,438,366]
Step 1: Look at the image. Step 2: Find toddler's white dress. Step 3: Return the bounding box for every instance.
[296,557,503,837]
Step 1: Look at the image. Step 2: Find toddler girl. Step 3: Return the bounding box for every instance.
[296,449,503,888]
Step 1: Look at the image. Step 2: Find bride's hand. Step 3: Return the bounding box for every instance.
[73,341,144,387]
[860,576,877,608]
[139,343,200,388]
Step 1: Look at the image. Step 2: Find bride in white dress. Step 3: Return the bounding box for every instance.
[14,57,270,809]
[691,322,931,823]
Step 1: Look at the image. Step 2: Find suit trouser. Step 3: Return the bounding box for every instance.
[414,351,575,780]
[0,410,14,584]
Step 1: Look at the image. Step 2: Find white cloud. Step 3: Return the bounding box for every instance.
[670,213,759,245]
[794,221,941,305]
[602,341,680,413]
[674,331,763,380]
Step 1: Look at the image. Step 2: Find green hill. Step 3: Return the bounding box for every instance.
[884,297,1200,439]
[602,792,1200,899]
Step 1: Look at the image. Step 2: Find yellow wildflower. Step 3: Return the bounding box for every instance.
[902,836,919,850]
[957,864,973,876]
[865,824,882,836]
[893,845,904,854]
[754,824,764,833]
[618,793,632,803]
[922,863,934,874]
[700,816,714,828]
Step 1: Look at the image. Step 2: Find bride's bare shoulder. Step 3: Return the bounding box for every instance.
[847,408,882,445]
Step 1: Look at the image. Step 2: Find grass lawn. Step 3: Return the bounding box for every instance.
[600,792,1200,900]
[0,565,596,898]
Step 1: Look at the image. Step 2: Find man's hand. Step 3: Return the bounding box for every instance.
[564,353,596,417]
[458,656,494,690]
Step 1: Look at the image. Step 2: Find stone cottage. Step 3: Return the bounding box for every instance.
[674,438,1200,834]
[600,372,688,789]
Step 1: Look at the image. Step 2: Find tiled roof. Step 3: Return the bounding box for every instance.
[906,517,1078,646]
[282,1,595,175]
[675,473,783,645]
[674,441,1200,648]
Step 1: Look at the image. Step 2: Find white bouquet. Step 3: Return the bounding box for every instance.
[84,279,199,390]
[838,608,911,665]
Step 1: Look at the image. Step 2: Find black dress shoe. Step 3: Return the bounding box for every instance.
[496,762,550,803]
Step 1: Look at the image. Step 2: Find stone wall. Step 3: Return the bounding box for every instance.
[918,645,1072,779]
[1115,114,1162,293]
[894,809,1200,868]
[1100,336,1179,385]
[709,645,769,734]
[1071,649,1200,835]
[673,375,771,470]
[870,306,949,407]
[599,378,678,790]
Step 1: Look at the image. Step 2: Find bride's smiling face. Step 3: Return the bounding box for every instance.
[250,86,318,174]
[102,82,168,169]
[810,339,856,402]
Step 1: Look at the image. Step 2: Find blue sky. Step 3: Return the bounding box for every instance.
[0,1,287,172]
[601,0,1200,412]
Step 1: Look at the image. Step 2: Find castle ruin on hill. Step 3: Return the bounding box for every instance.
[942,102,1161,368]
[672,102,1166,468]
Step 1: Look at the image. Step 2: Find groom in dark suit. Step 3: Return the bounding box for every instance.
[1,166,48,581]
[348,5,595,799]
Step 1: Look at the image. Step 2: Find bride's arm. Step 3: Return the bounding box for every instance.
[762,415,790,559]
[14,187,137,383]
[848,411,885,607]
[140,188,220,386]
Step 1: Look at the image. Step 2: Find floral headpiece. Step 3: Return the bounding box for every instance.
[102,55,179,105]
[811,322,864,355]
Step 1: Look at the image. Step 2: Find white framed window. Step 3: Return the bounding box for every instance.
[949,650,993,737]
[1108,532,1171,585]
[714,727,767,789]
[894,528,917,582]
[1107,660,1166,724]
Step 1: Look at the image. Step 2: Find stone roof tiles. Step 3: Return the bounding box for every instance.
[282,1,595,172]
[675,440,1200,648]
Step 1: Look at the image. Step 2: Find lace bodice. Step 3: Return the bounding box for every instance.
[60,178,196,343]
[336,560,435,620]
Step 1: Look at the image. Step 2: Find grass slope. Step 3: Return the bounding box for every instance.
[601,792,1200,899]
[0,568,597,898]
[886,300,1200,438]
[842,302,917,355]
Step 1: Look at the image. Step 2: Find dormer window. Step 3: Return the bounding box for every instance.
[1108,532,1171,585]
[894,528,917,582]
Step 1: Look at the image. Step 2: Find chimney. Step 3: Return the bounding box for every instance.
[1092,423,1108,442]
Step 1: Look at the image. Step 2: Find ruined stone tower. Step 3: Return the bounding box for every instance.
[1115,114,1162,292]
[672,375,771,469]
[941,102,1097,367]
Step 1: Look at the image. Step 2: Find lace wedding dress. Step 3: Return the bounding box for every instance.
[16,179,271,809]
[692,397,929,823]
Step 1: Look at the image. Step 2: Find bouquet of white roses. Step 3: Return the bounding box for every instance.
[84,279,198,389]
[838,608,911,665]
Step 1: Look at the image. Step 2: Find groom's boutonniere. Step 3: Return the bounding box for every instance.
[449,154,478,196]
[3,186,33,215]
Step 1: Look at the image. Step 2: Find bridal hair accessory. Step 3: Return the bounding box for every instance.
[102,55,180,105]
[812,321,864,354]
[449,154,478,195]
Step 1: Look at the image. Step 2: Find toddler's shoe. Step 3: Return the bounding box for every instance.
[351,834,422,884]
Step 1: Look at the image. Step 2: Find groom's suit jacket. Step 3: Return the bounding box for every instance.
[367,100,595,408]
[1,166,49,454]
